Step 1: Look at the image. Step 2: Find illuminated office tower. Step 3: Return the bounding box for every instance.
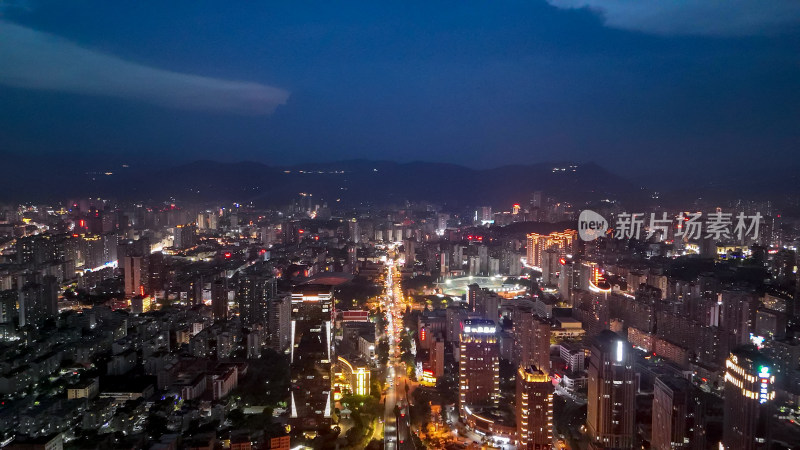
[459,319,499,418]
[289,285,334,430]
[516,365,554,449]
[586,330,636,449]
[723,346,775,449]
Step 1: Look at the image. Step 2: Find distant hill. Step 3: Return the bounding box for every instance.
[39,159,642,207]
[2,158,797,211]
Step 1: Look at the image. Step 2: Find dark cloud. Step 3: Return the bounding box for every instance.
[547,0,800,36]
[0,20,289,114]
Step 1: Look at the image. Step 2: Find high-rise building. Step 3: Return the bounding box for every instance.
[260,225,276,247]
[467,283,480,311]
[290,285,334,430]
[76,233,117,270]
[19,276,59,328]
[459,319,499,418]
[526,230,577,269]
[191,276,205,305]
[437,213,449,232]
[652,376,696,450]
[347,244,357,274]
[531,191,543,209]
[477,206,493,223]
[148,251,165,293]
[173,224,197,249]
[446,306,471,343]
[513,308,551,373]
[488,257,500,276]
[478,245,489,275]
[586,330,636,449]
[723,345,775,449]
[474,288,502,323]
[0,290,17,325]
[282,221,297,245]
[719,289,759,349]
[430,335,445,378]
[211,278,228,322]
[516,365,554,449]
[123,255,143,298]
[453,244,464,270]
[16,234,56,266]
[540,249,561,287]
[439,252,449,277]
[468,256,480,276]
[269,293,291,352]
[347,219,360,243]
[404,239,416,266]
[239,275,275,326]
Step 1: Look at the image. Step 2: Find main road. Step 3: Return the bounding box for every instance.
[382,261,414,450]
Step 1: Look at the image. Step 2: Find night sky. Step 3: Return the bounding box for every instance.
[1,1,799,184]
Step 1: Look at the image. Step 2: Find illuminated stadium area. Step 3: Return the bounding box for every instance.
[436,276,527,297]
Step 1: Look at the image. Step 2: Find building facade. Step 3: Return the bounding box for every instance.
[289,285,334,431]
[723,346,775,449]
[516,365,554,449]
[459,319,499,418]
[586,330,636,449]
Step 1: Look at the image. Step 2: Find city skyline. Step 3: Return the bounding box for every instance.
[2,2,800,450]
